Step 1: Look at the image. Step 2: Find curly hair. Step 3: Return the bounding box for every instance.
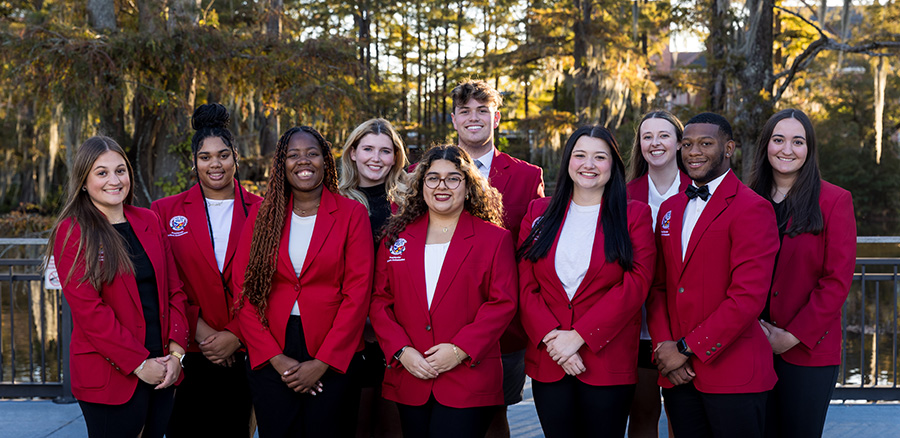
[381,145,504,246]
[240,126,339,325]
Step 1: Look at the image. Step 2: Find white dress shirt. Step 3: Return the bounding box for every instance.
[647,174,681,232]
[424,242,451,309]
[473,148,494,179]
[682,169,730,261]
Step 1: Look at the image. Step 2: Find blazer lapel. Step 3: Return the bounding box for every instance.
[487,149,512,193]
[682,172,737,271]
[429,212,474,314]
[572,206,606,301]
[403,216,431,321]
[222,183,252,274]
[277,198,297,281]
[297,189,336,279]
[184,185,220,274]
[664,193,688,277]
[126,207,162,312]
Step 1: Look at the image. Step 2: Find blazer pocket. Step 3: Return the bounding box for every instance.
[71,352,112,389]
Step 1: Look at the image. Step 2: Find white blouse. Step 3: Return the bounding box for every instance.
[289,213,317,315]
[424,242,451,309]
[555,201,601,301]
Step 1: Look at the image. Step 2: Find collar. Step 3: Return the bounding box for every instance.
[691,168,730,201]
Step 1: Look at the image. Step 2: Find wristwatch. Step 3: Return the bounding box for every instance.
[676,337,692,357]
[393,346,408,362]
[170,350,185,367]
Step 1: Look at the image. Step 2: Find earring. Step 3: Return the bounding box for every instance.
[726,153,731,157]
[82,186,87,192]
[466,194,470,200]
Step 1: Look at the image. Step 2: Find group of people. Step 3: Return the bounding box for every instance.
[48,79,856,438]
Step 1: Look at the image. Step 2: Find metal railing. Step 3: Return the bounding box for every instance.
[2,239,900,401]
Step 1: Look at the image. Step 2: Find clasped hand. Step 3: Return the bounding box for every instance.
[134,354,182,390]
[399,343,468,380]
[543,329,585,365]
[270,354,327,395]
[759,320,800,354]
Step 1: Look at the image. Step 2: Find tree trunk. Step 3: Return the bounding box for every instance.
[267,0,283,37]
[572,0,592,122]
[735,0,774,181]
[87,0,117,32]
[707,0,729,113]
[873,57,887,164]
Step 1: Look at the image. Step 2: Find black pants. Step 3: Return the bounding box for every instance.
[167,351,253,438]
[78,381,176,438]
[396,395,495,438]
[663,382,767,438]
[247,315,360,438]
[765,355,839,438]
[532,375,634,438]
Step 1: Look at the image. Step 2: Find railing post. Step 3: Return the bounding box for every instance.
[53,294,75,404]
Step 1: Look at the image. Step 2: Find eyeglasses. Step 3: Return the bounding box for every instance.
[424,175,464,190]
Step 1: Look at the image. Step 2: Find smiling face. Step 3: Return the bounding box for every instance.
[196,136,236,198]
[350,133,396,187]
[681,123,734,185]
[568,135,612,202]
[285,132,325,196]
[85,150,131,219]
[767,118,808,181]
[640,117,679,170]
[422,159,467,219]
[451,98,501,155]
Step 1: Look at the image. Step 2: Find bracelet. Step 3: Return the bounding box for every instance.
[135,359,147,375]
[452,344,462,365]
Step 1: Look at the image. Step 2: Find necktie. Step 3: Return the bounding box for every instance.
[685,185,710,201]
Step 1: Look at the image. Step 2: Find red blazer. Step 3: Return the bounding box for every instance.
[518,198,656,386]
[234,188,374,372]
[626,172,693,204]
[768,181,855,367]
[646,171,779,394]
[151,182,261,351]
[54,205,189,405]
[369,212,517,408]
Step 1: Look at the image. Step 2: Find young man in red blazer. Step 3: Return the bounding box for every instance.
[646,113,779,438]
[449,79,544,437]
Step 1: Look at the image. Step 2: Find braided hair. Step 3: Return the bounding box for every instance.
[241,126,338,325]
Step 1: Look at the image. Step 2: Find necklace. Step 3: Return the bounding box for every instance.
[294,203,320,216]
[773,187,789,202]
[206,198,228,207]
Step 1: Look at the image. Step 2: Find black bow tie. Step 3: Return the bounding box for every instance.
[685,185,710,201]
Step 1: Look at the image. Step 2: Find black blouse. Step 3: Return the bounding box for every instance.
[360,183,391,244]
[113,222,163,356]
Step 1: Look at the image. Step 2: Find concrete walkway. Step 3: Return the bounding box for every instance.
[4,380,899,437]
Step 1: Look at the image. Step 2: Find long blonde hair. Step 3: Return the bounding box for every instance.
[339,118,409,211]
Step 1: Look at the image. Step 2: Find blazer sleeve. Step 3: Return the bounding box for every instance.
[233,211,285,368]
[517,201,562,348]
[685,198,779,364]
[369,241,413,365]
[55,221,149,375]
[150,200,200,347]
[451,229,518,364]
[785,190,856,349]
[314,204,374,372]
[573,203,656,353]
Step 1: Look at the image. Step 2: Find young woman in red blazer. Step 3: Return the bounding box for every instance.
[625,110,691,438]
[47,136,188,438]
[151,104,261,437]
[517,126,656,438]
[338,118,409,438]
[234,126,374,437]
[749,109,856,438]
[369,145,517,438]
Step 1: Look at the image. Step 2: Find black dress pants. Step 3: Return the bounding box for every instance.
[167,351,253,438]
[531,375,634,438]
[765,355,839,438]
[78,381,176,438]
[246,315,359,438]
[396,395,495,438]
[663,381,767,438]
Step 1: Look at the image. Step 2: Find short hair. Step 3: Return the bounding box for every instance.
[686,112,733,141]
[451,79,503,111]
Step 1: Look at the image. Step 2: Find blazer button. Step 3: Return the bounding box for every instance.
[825,331,829,335]
[773,291,779,297]
[706,351,711,355]
[817,341,821,345]
[716,343,721,347]
[425,325,432,331]
[678,287,684,293]
[386,364,392,369]
[568,304,572,309]
[711,347,716,352]
[294,284,300,291]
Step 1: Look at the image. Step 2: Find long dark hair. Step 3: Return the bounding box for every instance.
[381,145,503,246]
[45,136,135,289]
[241,126,338,325]
[749,109,823,236]
[518,126,634,271]
[627,110,685,181]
